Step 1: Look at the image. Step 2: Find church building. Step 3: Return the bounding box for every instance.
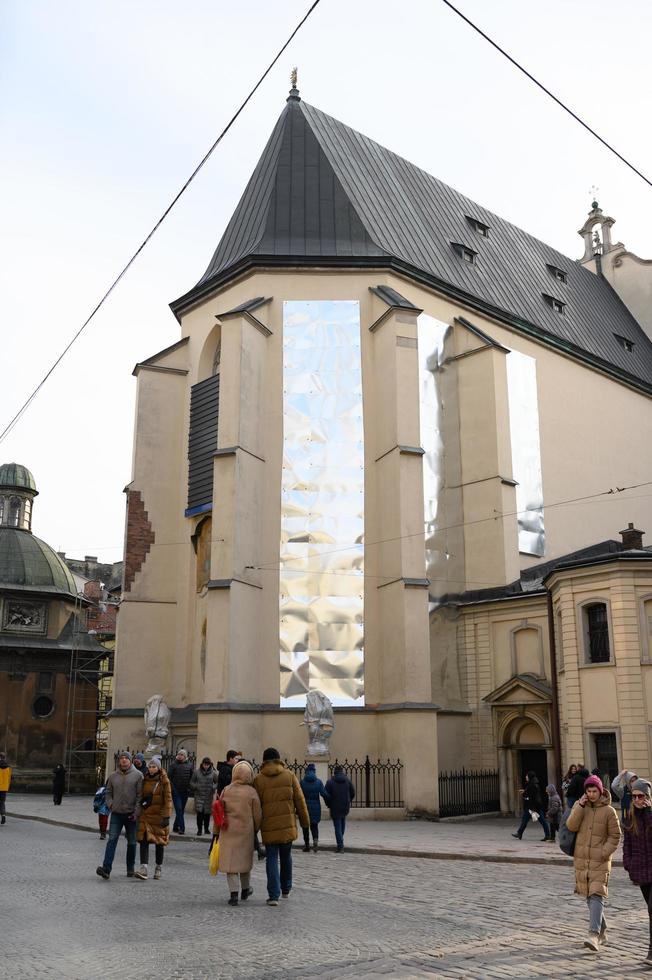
[108,82,652,814]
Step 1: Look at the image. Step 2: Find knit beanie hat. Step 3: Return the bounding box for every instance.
[118,750,132,762]
[148,755,162,769]
[632,778,652,797]
[584,775,603,793]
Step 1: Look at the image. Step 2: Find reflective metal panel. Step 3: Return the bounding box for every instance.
[506,350,545,556]
[417,314,455,605]
[280,301,364,707]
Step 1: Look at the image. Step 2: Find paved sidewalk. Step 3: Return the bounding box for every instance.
[5,792,624,866]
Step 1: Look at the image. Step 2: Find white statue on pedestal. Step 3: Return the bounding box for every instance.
[144,695,171,754]
[302,690,334,757]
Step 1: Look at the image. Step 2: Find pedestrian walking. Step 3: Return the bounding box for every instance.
[216,750,242,795]
[566,766,590,809]
[218,760,262,906]
[324,765,355,852]
[512,771,550,841]
[0,751,11,825]
[96,750,143,881]
[253,747,309,906]
[135,756,172,880]
[93,784,110,839]
[611,768,638,821]
[622,778,652,966]
[190,757,219,836]
[566,774,620,952]
[168,748,193,834]
[133,752,148,779]
[300,762,328,852]
[52,764,66,805]
[545,783,562,842]
[562,764,578,801]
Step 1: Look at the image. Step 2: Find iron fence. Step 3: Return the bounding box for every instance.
[438,767,500,818]
[251,756,403,808]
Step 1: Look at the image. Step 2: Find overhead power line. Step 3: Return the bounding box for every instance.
[440,0,652,190]
[0,0,323,446]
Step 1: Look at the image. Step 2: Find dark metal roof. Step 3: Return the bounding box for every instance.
[171,96,652,391]
[0,463,37,494]
[0,528,77,594]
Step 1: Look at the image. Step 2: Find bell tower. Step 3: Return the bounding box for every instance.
[0,463,38,531]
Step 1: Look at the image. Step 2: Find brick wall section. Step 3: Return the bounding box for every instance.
[123,490,155,593]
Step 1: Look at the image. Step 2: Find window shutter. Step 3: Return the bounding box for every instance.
[187,375,219,510]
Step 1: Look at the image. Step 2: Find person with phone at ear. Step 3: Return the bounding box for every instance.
[622,778,652,966]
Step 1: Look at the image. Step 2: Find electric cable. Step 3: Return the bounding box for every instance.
[440,0,652,190]
[0,0,323,446]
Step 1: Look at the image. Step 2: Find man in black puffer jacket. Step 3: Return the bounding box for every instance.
[512,770,550,841]
[324,765,355,852]
[168,749,193,834]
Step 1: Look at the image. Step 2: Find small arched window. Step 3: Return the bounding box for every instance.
[8,496,21,527]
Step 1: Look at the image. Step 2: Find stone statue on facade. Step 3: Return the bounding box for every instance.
[302,690,334,757]
[144,695,171,754]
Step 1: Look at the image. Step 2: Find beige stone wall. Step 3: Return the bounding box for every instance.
[598,247,652,342]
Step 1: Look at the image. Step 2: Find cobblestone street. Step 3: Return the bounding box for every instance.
[2,816,652,979]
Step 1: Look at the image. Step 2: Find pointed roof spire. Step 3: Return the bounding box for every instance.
[287,67,300,102]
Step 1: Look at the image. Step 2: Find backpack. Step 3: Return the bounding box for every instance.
[93,787,106,813]
[558,806,576,856]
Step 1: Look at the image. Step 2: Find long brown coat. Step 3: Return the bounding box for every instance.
[137,770,173,846]
[567,790,620,897]
[218,771,262,875]
[253,760,310,845]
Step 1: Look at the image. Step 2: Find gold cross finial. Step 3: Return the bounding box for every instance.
[291,67,298,88]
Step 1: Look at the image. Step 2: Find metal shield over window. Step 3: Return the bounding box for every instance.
[280,301,364,707]
[506,350,545,556]
[417,314,452,606]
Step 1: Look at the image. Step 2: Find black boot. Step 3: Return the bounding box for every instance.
[645,943,652,965]
[241,887,253,901]
[228,892,238,906]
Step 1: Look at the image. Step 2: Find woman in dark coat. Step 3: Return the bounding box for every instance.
[512,771,550,841]
[190,757,219,836]
[52,764,65,805]
[566,766,590,808]
[300,763,328,852]
[623,778,652,964]
[324,765,355,852]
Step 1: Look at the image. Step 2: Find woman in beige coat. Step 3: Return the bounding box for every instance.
[218,760,262,906]
[567,774,620,952]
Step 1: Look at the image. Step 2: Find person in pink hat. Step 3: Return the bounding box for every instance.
[567,774,620,952]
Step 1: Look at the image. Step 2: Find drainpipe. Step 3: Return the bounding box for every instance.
[546,590,563,790]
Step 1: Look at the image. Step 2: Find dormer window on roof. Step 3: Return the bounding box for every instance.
[547,264,567,284]
[466,216,490,238]
[614,334,634,352]
[452,243,477,264]
[543,294,566,314]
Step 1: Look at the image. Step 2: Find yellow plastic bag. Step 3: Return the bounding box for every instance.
[208,837,220,876]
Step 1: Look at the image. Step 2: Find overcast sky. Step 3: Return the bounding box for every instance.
[1,0,650,564]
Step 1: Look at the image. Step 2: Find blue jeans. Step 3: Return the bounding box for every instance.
[332,817,346,849]
[265,843,292,900]
[516,808,550,839]
[172,788,188,833]
[102,812,137,872]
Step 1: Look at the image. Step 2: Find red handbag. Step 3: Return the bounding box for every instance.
[212,797,228,830]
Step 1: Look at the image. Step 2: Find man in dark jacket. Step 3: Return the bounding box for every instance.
[512,770,550,841]
[96,751,143,880]
[168,749,193,834]
[324,765,355,852]
[216,749,241,795]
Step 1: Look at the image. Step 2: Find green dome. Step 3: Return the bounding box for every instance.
[0,463,38,494]
[0,528,76,593]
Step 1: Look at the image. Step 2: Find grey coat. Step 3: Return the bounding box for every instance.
[105,765,143,815]
[190,765,219,814]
